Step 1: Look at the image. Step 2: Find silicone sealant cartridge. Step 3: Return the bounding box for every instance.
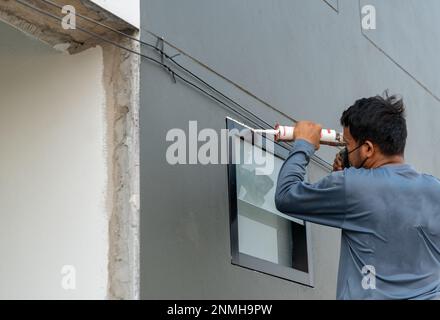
[253,125,345,147]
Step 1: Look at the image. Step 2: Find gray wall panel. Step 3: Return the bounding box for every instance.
[140,0,439,298]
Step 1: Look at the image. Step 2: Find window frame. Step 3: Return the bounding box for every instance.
[226,117,315,287]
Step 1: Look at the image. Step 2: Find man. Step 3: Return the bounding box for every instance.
[275,93,440,300]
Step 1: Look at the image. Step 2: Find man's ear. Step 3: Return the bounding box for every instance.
[364,140,375,157]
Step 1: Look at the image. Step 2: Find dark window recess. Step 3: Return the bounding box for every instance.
[226,118,313,286]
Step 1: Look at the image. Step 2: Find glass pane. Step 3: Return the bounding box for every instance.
[234,138,305,267]
[235,138,304,224]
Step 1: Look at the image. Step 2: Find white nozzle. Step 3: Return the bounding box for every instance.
[253,129,279,135]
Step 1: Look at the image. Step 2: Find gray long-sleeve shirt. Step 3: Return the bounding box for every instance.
[275,139,440,300]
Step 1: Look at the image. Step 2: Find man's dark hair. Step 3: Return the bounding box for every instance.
[340,91,407,156]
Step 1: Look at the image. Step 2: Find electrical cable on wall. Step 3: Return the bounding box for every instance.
[38,0,299,126]
[36,0,306,146]
[15,0,334,170]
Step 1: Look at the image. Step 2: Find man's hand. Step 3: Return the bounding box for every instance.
[294,121,322,150]
[333,152,344,172]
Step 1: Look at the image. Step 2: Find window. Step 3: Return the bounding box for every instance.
[227,118,314,286]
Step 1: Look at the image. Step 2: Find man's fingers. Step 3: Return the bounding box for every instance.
[335,153,343,163]
[293,120,322,150]
[333,153,344,171]
[333,157,343,167]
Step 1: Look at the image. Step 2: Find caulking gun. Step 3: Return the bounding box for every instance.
[253,124,346,147]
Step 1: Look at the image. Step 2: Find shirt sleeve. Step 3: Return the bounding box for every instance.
[274,139,347,228]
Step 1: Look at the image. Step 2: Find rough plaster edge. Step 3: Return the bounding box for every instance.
[102,34,140,300]
[0,5,84,52]
[0,0,137,54]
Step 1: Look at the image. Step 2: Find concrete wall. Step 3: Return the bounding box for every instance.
[140,0,440,299]
[0,21,108,299]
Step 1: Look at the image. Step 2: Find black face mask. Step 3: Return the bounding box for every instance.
[339,144,368,169]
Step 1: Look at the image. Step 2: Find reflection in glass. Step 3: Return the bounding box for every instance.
[235,139,307,269]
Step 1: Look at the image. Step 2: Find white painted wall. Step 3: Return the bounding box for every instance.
[0,22,109,299]
[91,0,140,28]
